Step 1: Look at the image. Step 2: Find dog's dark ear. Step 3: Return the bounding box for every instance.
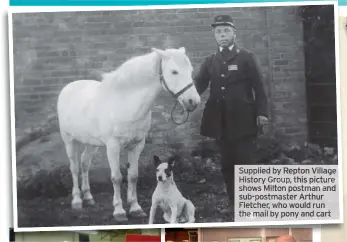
[153,155,161,167]
[168,155,180,168]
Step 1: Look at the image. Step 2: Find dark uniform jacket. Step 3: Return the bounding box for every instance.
[194,44,268,140]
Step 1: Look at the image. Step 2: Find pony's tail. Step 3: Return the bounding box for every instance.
[16,110,59,152]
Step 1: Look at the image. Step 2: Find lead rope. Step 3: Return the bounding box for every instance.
[171,100,190,125]
[158,59,191,126]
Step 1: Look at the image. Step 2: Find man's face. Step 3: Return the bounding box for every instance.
[213,25,236,48]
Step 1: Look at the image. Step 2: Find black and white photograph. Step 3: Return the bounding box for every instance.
[9,1,341,230]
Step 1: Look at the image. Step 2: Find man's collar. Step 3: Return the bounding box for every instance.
[215,43,240,62]
[219,44,234,52]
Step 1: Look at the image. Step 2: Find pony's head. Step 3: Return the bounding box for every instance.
[151,47,200,112]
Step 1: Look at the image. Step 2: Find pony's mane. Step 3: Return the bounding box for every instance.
[100,48,193,88]
[101,52,153,83]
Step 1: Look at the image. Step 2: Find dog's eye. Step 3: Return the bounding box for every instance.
[156,169,159,172]
[172,70,178,75]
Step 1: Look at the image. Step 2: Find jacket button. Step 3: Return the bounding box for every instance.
[221,74,225,77]
[221,87,225,90]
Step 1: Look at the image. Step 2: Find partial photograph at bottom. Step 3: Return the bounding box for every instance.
[10,228,161,242]
[165,227,313,242]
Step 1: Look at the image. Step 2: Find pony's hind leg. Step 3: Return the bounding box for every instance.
[127,139,147,218]
[63,138,82,210]
[106,138,128,222]
[81,144,99,206]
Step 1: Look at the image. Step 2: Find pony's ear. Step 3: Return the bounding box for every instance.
[153,155,161,167]
[151,47,167,56]
[178,47,186,53]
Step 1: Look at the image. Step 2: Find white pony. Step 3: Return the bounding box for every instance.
[57,47,200,223]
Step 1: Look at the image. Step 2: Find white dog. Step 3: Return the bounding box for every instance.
[148,155,195,224]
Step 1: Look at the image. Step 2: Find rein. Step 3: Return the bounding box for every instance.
[158,59,194,125]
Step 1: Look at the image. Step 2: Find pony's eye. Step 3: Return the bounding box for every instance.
[172,70,178,75]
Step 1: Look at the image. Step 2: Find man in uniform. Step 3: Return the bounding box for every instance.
[194,14,269,217]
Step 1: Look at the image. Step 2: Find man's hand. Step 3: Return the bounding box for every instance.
[257,115,268,126]
[257,115,269,135]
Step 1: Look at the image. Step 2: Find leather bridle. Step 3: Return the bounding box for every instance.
[158,59,194,125]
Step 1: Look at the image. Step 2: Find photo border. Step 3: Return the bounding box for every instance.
[8,0,343,232]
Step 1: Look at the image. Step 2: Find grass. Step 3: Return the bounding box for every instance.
[17,150,230,227]
[16,133,338,227]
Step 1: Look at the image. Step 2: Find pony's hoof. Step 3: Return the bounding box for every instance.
[129,209,147,218]
[72,202,83,210]
[85,199,95,206]
[113,212,128,223]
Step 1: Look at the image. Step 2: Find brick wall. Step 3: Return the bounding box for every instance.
[12,6,307,146]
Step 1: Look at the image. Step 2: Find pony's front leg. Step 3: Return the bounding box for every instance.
[106,139,127,222]
[81,144,99,206]
[127,139,147,218]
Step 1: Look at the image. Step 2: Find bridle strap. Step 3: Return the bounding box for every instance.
[173,83,194,99]
[158,59,193,125]
[158,59,194,99]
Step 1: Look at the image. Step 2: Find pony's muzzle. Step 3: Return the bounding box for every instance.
[177,82,201,112]
[186,99,199,111]
[182,96,200,112]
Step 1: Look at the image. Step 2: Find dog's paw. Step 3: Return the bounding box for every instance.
[178,217,187,223]
[163,213,171,223]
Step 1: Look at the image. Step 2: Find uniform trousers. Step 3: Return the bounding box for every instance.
[216,99,257,207]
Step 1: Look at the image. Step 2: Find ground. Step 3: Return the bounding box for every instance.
[15,131,338,228]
